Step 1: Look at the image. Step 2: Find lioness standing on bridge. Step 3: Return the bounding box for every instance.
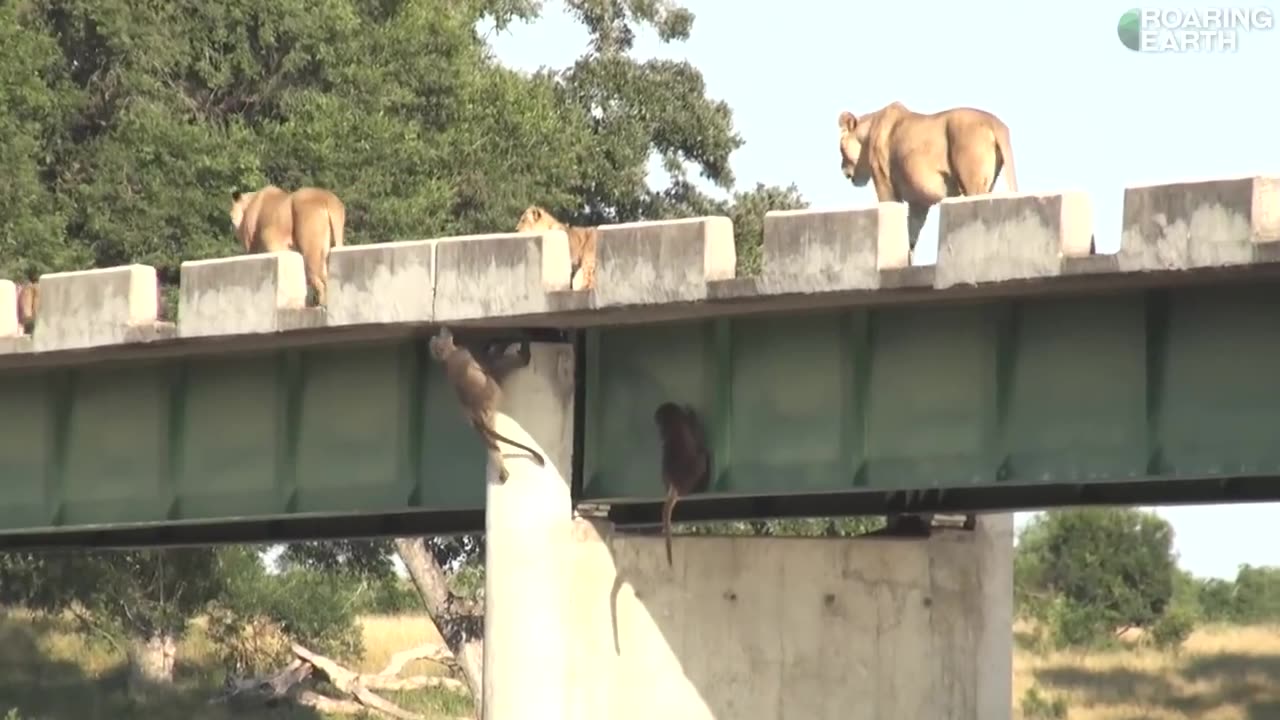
[229,185,346,306]
[515,205,598,291]
[837,101,1018,258]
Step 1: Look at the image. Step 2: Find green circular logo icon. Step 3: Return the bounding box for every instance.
[1118,9,1142,51]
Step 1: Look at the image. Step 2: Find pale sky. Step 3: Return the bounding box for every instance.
[486,1,1280,580]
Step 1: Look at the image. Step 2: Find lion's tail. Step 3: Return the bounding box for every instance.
[326,198,345,249]
[993,121,1018,193]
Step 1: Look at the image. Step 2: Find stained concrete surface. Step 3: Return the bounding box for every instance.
[564,515,1013,720]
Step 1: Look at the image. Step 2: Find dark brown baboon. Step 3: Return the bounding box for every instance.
[654,402,712,567]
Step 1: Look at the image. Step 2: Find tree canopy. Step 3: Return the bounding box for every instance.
[0,0,801,285]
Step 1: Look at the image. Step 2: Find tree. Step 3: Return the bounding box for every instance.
[205,546,366,678]
[1196,576,1238,622]
[1015,508,1179,648]
[0,5,89,279]
[0,548,224,698]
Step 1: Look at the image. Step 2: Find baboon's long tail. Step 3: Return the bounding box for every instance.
[663,485,679,567]
[993,121,1018,192]
[478,423,547,467]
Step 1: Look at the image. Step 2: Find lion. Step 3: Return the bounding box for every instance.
[515,205,598,291]
[229,185,346,305]
[15,282,37,332]
[837,101,1018,257]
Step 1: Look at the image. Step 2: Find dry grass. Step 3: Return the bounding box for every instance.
[4,610,1280,718]
[357,613,445,675]
[1013,621,1280,719]
[0,609,466,719]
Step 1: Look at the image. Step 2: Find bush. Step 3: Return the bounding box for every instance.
[1149,606,1196,651]
[1044,597,1115,650]
[206,550,365,677]
[1016,508,1178,649]
[354,576,423,615]
[1020,685,1068,719]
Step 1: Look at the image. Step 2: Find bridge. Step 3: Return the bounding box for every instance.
[4,175,1278,719]
[1,176,1278,549]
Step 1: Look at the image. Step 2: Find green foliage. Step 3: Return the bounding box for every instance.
[1149,604,1196,651]
[354,576,424,614]
[1019,685,1068,720]
[1197,577,1238,622]
[0,5,89,279]
[1189,564,1280,625]
[1016,508,1179,649]
[655,180,807,275]
[724,183,807,274]
[0,549,224,646]
[279,539,398,578]
[205,546,363,677]
[1044,594,1119,650]
[684,515,885,537]
[1229,564,1280,623]
[3,0,795,286]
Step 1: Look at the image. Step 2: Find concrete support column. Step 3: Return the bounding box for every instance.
[482,340,577,720]
[561,512,1015,720]
[972,512,1015,719]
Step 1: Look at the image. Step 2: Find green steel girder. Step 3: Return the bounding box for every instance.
[0,337,489,534]
[582,282,1280,503]
[2,280,1280,547]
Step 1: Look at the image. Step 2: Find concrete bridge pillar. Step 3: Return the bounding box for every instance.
[482,339,1014,719]
[562,514,1014,720]
[481,340,577,720]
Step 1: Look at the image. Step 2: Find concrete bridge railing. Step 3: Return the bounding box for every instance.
[2,175,1276,354]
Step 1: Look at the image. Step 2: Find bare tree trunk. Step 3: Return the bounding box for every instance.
[126,632,177,699]
[393,537,485,716]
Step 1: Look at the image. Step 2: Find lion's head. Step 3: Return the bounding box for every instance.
[515,205,565,233]
[837,111,873,187]
[228,189,258,231]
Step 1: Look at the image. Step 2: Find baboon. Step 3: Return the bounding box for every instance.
[429,327,547,483]
[515,205,599,291]
[229,185,346,305]
[837,101,1018,256]
[15,282,38,332]
[654,402,712,567]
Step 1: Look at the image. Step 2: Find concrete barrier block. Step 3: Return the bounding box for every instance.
[935,191,1094,289]
[434,230,571,321]
[327,239,438,326]
[0,280,17,338]
[1118,176,1280,271]
[758,203,908,295]
[592,217,735,307]
[33,264,159,352]
[0,336,32,355]
[178,252,307,337]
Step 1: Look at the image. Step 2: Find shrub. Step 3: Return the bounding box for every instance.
[1020,685,1068,719]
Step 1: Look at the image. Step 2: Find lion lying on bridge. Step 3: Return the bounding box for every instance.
[837,101,1018,258]
[229,185,346,306]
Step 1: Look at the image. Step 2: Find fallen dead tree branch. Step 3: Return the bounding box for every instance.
[378,642,454,678]
[211,642,466,719]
